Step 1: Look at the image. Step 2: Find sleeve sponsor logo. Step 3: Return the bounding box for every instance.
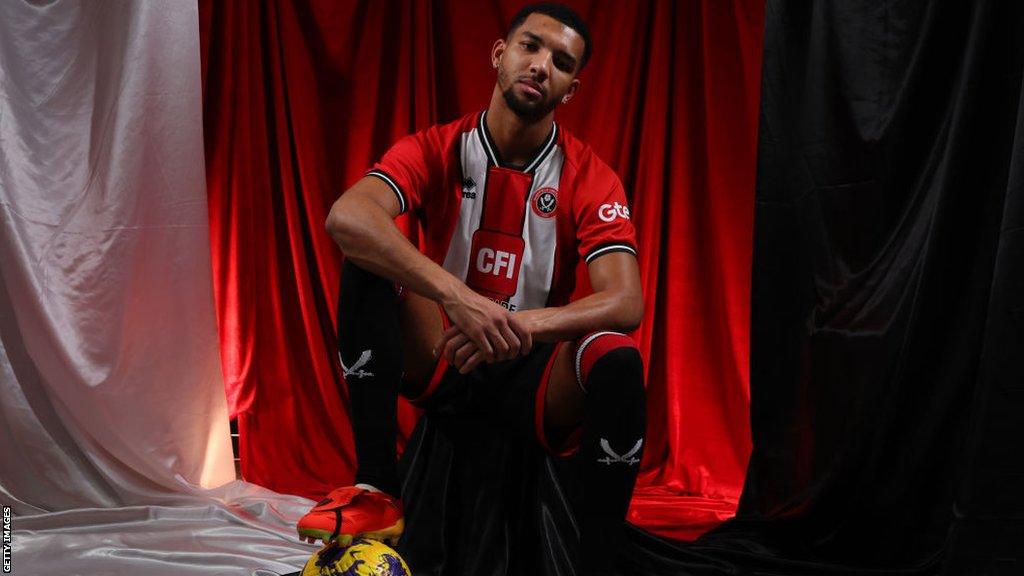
[598,202,631,222]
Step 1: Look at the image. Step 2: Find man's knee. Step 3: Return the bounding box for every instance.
[575,332,644,399]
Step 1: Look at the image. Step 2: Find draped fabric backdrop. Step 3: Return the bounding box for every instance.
[0,0,231,516]
[732,1,1024,574]
[201,0,765,541]
[0,0,1014,574]
[1,3,318,575]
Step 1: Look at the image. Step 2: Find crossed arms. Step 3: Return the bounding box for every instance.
[326,176,643,373]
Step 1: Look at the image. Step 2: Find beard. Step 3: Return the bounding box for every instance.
[499,69,560,122]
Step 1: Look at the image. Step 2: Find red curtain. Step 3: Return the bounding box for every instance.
[200,0,764,542]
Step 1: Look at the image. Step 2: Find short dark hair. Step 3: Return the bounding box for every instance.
[507,3,592,71]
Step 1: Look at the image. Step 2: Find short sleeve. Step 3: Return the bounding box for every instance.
[575,179,638,264]
[366,130,436,215]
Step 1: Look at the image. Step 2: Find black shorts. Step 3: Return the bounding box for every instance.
[405,340,577,456]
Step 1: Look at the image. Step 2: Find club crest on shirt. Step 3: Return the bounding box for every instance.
[531,187,558,218]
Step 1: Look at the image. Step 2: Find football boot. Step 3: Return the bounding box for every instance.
[297,486,404,546]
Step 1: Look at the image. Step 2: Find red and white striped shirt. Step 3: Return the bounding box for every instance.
[368,110,636,312]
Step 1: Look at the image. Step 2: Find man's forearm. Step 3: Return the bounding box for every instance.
[330,184,532,364]
[327,193,460,305]
[519,289,643,343]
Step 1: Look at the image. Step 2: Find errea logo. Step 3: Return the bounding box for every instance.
[462,177,477,199]
[598,202,630,222]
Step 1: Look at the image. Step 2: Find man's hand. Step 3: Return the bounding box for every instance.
[437,288,533,373]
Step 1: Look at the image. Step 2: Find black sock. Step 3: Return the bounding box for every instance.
[337,260,403,497]
[576,342,646,575]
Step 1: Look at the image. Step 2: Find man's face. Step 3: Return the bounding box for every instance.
[493,13,585,121]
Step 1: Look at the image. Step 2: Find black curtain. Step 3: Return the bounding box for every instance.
[733,0,1023,574]
[625,1,1024,574]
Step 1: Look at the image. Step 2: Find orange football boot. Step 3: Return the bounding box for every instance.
[297,486,404,546]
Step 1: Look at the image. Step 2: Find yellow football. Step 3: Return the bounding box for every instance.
[301,538,411,576]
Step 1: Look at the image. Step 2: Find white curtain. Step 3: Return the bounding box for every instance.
[1,1,312,574]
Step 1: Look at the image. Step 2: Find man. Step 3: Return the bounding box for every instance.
[299,4,647,573]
